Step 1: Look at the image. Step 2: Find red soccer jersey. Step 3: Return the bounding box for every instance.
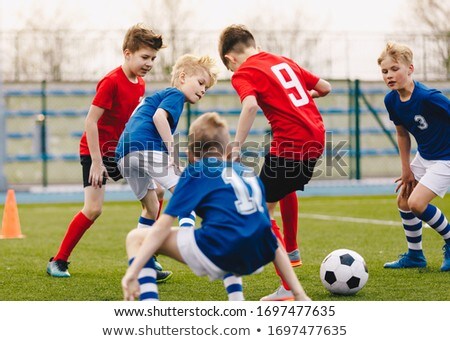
[231,52,325,160]
[79,66,145,157]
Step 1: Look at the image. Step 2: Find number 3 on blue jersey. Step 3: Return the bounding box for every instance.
[222,169,264,215]
[414,115,428,130]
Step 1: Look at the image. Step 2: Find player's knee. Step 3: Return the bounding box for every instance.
[407,196,427,216]
[126,229,142,251]
[396,195,410,211]
[83,206,103,220]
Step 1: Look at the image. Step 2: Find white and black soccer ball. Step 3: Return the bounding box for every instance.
[320,249,368,295]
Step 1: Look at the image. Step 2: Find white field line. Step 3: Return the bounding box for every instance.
[275,212,431,228]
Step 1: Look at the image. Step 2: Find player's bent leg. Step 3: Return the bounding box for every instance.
[274,246,309,300]
[261,244,294,301]
[125,229,149,257]
[47,186,105,277]
[156,228,185,263]
[223,274,244,301]
[410,184,450,271]
[82,185,107,221]
[127,256,159,301]
[384,188,427,269]
[126,228,173,284]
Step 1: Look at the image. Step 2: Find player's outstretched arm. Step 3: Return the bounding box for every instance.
[273,247,311,301]
[234,95,259,146]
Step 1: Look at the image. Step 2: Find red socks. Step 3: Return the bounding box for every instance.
[279,192,299,253]
[54,211,94,261]
[157,199,164,219]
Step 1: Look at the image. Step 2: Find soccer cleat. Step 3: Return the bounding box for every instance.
[156,270,173,283]
[287,249,302,267]
[440,244,450,272]
[153,256,163,271]
[383,252,427,269]
[260,286,294,301]
[47,257,71,277]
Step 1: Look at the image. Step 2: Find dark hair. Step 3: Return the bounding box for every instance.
[122,23,165,52]
[218,24,256,68]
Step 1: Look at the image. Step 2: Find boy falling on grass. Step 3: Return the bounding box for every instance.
[121,112,310,301]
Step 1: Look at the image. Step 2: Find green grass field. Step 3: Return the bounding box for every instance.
[0,194,449,301]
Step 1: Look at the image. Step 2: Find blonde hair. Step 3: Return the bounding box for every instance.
[188,112,230,159]
[122,23,165,52]
[377,42,413,66]
[170,54,219,88]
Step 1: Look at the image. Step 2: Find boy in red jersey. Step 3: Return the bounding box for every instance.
[46,23,171,281]
[218,24,331,300]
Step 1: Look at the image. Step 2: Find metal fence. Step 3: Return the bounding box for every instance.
[2,79,449,187]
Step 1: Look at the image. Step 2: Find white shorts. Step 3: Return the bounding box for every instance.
[410,153,450,198]
[177,228,227,281]
[118,151,180,200]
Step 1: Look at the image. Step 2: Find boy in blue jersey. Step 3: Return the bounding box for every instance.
[115,54,218,293]
[378,42,450,271]
[121,112,310,301]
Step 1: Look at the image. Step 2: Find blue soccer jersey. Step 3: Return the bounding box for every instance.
[115,88,185,161]
[385,81,450,160]
[164,158,278,275]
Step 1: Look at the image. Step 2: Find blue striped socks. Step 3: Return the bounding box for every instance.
[129,257,159,301]
[137,216,155,229]
[177,212,244,300]
[417,204,450,245]
[223,273,244,301]
[399,209,423,253]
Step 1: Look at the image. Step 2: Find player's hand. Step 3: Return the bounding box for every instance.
[121,273,140,301]
[168,156,182,175]
[394,171,416,197]
[89,161,107,189]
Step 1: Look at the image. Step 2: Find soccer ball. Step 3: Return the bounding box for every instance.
[320,249,368,295]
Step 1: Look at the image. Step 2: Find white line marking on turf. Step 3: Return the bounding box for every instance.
[274,212,431,228]
[275,212,400,226]
[301,213,400,226]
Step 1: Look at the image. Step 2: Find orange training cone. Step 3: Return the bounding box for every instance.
[0,189,25,239]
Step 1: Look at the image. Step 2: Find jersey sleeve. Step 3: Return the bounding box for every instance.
[231,70,258,102]
[427,89,450,119]
[384,93,401,125]
[92,76,116,110]
[291,61,320,90]
[158,89,185,126]
[164,168,203,218]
